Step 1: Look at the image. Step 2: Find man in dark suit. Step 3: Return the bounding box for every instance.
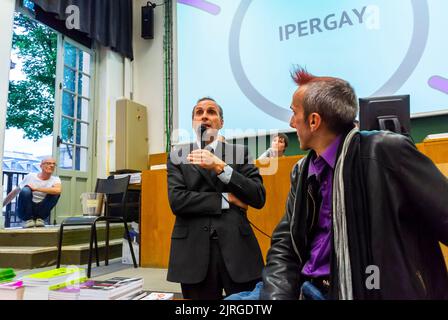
[166,97,266,299]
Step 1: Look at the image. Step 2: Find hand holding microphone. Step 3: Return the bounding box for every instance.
[189,123,225,172]
[187,149,225,173]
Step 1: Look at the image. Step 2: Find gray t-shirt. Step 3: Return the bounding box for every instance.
[19,173,61,203]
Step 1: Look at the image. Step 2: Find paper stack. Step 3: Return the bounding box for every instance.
[117,290,150,300]
[22,267,87,300]
[79,277,144,300]
[113,173,141,184]
[0,280,25,300]
[49,280,94,300]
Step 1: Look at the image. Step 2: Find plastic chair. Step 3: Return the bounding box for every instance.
[56,176,138,278]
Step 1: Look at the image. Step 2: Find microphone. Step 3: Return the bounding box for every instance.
[265,147,277,158]
[200,124,208,149]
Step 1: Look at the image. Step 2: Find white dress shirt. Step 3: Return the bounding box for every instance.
[196,139,233,209]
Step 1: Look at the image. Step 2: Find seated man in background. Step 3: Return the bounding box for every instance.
[257,133,289,160]
[3,157,61,228]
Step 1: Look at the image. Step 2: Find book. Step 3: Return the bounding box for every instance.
[49,280,94,300]
[0,280,24,300]
[0,268,16,282]
[140,292,174,300]
[23,267,86,288]
[23,267,87,300]
[117,290,150,300]
[79,277,144,300]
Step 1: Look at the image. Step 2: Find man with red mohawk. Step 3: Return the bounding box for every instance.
[260,67,448,300]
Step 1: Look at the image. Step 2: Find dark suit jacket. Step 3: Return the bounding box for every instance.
[166,141,266,284]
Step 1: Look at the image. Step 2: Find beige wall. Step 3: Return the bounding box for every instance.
[132,0,171,154]
[94,48,125,177]
[96,0,171,177]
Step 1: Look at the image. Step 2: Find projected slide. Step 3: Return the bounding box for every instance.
[177,0,448,142]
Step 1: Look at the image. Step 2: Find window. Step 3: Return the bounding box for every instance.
[58,40,93,172]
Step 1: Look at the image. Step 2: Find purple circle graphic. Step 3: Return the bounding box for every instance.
[178,0,221,15]
[428,76,448,94]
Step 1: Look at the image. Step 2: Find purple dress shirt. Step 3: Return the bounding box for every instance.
[301,135,342,278]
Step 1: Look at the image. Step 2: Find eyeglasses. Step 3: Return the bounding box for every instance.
[43,162,57,166]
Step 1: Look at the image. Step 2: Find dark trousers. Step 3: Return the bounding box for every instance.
[181,239,261,300]
[17,187,60,221]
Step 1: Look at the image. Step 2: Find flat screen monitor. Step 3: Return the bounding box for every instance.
[359,95,410,134]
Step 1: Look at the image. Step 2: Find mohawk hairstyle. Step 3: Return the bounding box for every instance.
[289,65,358,134]
[291,66,336,86]
[291,66,316,86]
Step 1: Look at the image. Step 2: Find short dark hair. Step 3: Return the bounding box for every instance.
[291,67,358,134]
[192,97,224,120]
[273,133,289,149]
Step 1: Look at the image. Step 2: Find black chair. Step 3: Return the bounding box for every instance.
[56,176,138,278]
